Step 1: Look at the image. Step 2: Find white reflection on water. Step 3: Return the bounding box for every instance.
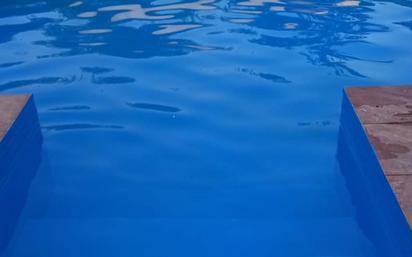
[79,29,112,34]
[77,11,98,18]
[284,22,298,29]
[69,1,83,7]
[79,42,107,46]
[336,0,360,7]
[289,0,314,5]
[228,18,254,23]
[98,0,216,22]
[99,4,174,21]
[238,0,283,7]
[69,0,363,38]
[270,6,285,11]
[229,0,350,22]
[61,0,367,60]
[153,24,203,35]
[232,9,263,14]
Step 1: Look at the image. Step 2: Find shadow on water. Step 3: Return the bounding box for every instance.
[0,97,43,254]
[335,91,412,257]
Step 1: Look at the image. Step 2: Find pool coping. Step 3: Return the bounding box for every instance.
[0,94,32,142]
[344,85,412,227]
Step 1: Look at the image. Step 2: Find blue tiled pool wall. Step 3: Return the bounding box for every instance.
[337,90,412,257]
[0,96,42,253]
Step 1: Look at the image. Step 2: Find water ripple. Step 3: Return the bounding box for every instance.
[42,124,123,131]
[93,76,136,84]
[127,102,181,113]
[48,106,91,111]
[238,68,291,83]
[0,77,75,91]
[153,24,203,35]
[0,61,24,68]
[98,0,216,22]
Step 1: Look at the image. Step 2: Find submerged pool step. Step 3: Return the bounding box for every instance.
[0,94,42,253]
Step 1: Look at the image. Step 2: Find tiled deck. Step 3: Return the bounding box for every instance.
[346,86,412,226]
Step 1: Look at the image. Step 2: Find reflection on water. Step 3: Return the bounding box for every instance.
[152,24,202,35]
[336,0,360,7]
[227,18,254,23]
[238,0,282,6]
[0,0,397,66]
[98,0,216,22]
[79,29,112,34]
[69,1,83,8]
[77,11,98,18]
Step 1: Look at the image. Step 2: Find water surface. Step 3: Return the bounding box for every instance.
[0,0,412,256]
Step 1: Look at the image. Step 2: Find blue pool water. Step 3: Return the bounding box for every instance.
[1,0,412,256]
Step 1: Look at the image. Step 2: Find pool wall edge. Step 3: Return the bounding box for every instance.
[338,87,412,256]
[0,94,43,253]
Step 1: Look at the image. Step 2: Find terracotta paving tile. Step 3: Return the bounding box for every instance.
[364,123,412,175]
[345,86,412,124]
[387,175,412,227]
[0,95,31,141]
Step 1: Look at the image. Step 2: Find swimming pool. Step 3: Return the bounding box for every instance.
[0,0,412,256]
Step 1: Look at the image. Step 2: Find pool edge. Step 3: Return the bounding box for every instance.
[0,93,43,253]
[344,85,412,226]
